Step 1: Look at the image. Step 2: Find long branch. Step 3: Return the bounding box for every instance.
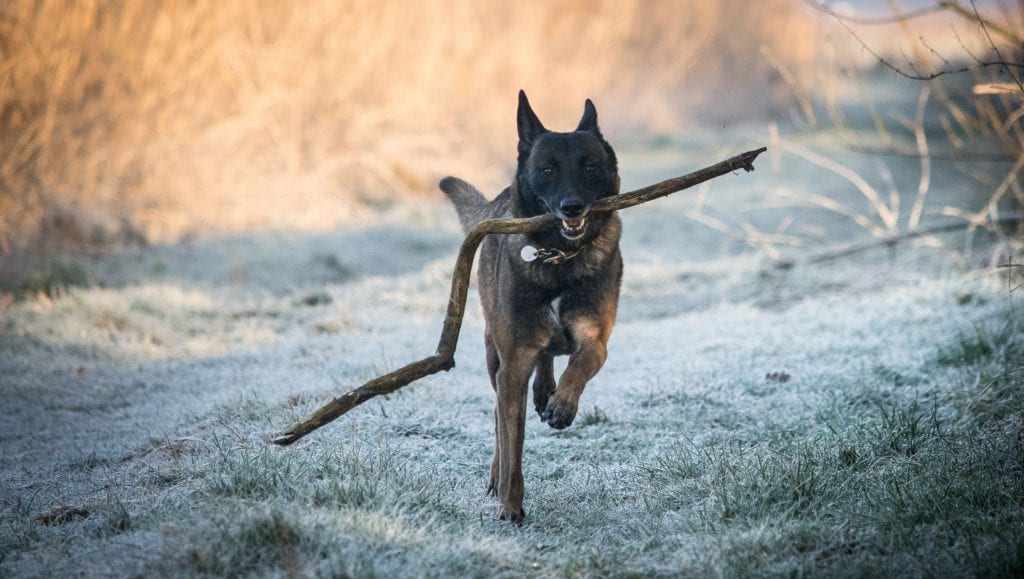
[271,147,766,446]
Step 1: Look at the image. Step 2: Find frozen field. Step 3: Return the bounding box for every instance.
[2,122,1022,576]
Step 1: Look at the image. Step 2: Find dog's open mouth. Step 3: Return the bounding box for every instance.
[560,217,587,240]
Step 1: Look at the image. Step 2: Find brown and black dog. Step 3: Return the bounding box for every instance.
[440,91,622,523]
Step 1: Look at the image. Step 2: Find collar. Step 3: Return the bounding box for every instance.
[520,244,579,266]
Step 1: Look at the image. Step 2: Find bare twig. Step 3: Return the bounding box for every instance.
[842,143,1012,162]
[817,1,1024,82]
[965,0,1023,89]
[810,0,1022,45]
[808,1,946,25]
[796,212,1024,266]
[942,0,1024,46]
[271,147,767,445]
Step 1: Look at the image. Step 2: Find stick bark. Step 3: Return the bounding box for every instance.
[271,146,766,445]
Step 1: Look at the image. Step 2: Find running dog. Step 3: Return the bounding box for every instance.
[440,90,622,523]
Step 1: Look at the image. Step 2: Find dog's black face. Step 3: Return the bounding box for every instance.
[514,91,619,245]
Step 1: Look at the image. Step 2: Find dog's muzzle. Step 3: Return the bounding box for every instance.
[559,216,587,240]
[556,203,589,240]
[541,198,590,241]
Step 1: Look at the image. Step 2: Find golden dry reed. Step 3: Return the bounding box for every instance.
[0,0,818,251]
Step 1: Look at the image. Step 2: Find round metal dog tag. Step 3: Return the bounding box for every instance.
[520,245,539,262]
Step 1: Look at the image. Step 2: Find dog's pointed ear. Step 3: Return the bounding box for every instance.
[517,90,547,150]
[575,98,601,135]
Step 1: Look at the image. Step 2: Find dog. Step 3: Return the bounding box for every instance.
[440,90,622,523]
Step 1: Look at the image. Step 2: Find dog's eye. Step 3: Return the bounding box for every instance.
[541,167,555,176]
[584,163,597,174]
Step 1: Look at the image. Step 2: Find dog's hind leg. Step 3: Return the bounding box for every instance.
[491,403,499,493]
[485,329,500,391]
[532,352,555,419]
[485,329,500,495]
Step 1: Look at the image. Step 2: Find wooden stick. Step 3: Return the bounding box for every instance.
[271,147,766,445]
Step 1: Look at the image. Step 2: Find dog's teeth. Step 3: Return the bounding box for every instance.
[559,216,588,240]
[562,218,586,231]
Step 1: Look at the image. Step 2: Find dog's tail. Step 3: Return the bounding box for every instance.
[439,176,490,233]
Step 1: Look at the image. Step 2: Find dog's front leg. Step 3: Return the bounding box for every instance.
[494,346,537,523]
[532,352,556,418]
[542,317,610,429]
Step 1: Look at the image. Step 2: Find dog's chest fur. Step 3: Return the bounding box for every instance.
[474,190,622,352]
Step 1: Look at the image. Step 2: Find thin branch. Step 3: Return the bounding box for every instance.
[793,212,1024,266]
[900,43,928,80]
[843,143,1014,162]
[940,0,1024,45]
[808,1,946,25]
[271,147,768,446]
[967,0,1024,89]
[819,1,1024,82]
[919,34,955,69]
[891,53,1022,81]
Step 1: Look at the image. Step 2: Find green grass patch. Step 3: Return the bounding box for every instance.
[632,383,1024,576]
[187,507,302,576]
[578,406,611,427]
[935,319,1019,367]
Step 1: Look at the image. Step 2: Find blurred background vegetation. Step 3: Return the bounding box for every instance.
[0,0,1019,257]
[0,0,817,251]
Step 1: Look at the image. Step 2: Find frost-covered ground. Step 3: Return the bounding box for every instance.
[2,120,1022,576]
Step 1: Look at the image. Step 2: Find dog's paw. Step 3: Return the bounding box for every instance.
[499,505,526,525]
[541,397,577,429]
[533,372,556,419]
[533,389,552,419]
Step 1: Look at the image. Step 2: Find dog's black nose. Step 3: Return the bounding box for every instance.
[559,198,586,218]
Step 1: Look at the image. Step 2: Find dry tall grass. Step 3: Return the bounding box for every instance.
[810,0,1024,259]
[0,0,819,251]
